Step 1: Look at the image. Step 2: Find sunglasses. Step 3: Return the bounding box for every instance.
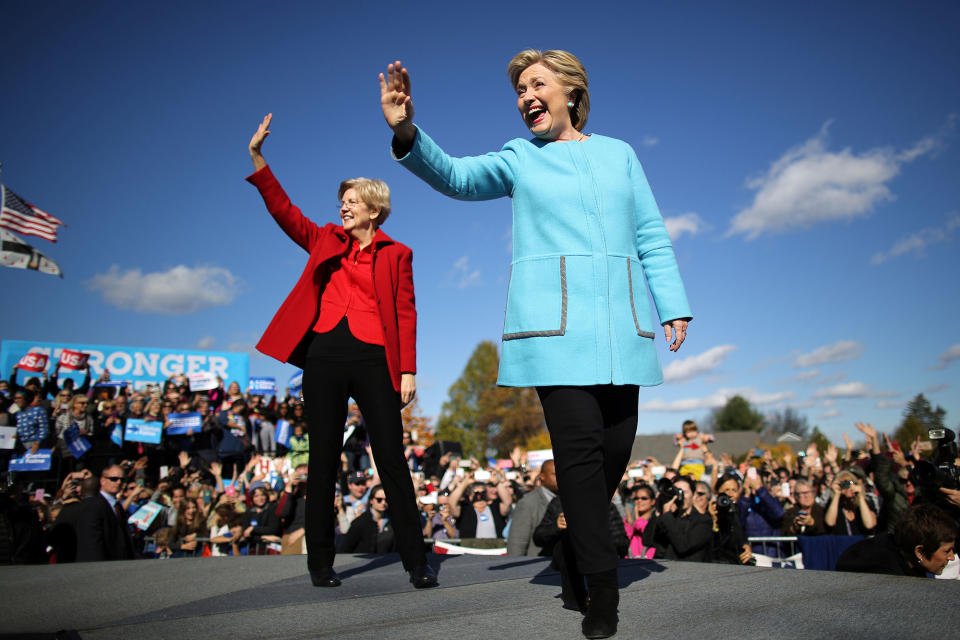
[695,491,708,496]
[103,476,124,482]
[371,496,387,503]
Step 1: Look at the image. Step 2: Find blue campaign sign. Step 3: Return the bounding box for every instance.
[125,419,162,444]
[288,370,303,397]
[128,501,164,531]
[166,412,202,436]
[1,339,249,393]
[249,376,277,395]
[10,449,52,471]
[275,419,291,447]
[63,423,92,458]
[110,425,123,446]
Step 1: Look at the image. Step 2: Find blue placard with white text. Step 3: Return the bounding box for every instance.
[125,419,162,444]
[64,423,92,458]
[10,449,52,471]
[288,371,302,398]
[248,377,277,395]
[166,412,202,436]
[275,419,291,447]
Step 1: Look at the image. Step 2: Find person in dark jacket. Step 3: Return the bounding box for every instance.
[243,486,281,552]
[837,504,957,577]
[338,485,395,554]
[535,495,627,612]
[75,465,135,562]
[653,477,713,562]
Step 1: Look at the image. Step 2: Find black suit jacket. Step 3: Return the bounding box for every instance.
[338,510,395,554]
[75,493,135,562]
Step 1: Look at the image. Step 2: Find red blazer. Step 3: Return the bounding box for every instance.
[247,166,416,392]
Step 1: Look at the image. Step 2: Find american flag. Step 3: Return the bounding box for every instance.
[0,185,65,242]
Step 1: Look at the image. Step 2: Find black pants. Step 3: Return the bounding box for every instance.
[302,322,425,572]
[537,385,638,574]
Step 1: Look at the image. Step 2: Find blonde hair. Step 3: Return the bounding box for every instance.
[507,49,590,131]
[338,178,392,226]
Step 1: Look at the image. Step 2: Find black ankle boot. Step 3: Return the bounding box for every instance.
[582,570,619,639]
[310,567,342,587]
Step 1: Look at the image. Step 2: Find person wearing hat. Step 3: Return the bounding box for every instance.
[826,469,878,536]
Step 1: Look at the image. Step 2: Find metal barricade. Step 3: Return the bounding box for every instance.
[747,536,802,568]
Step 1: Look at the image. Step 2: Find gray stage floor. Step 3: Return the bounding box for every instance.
[1,553,958,639]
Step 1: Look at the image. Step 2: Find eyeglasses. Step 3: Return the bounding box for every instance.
[635,496,652,501]
[339,198,364,209]
[371,497,387,503]
[695,491,708,496]
[796,490,815,496]
[103,476,124,482]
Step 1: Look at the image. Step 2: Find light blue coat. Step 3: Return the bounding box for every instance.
[396,127,692,388]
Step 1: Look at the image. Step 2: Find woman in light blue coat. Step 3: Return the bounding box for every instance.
[381,50,691,639]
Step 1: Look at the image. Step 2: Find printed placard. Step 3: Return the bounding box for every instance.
[110,425,123,446]
[525,449,554,469]
[288,370,303,397]
[63,423,92,458]
[0,426,16,450]
[10,449,52,471]
[125,419,162,444]
[58,349,90,371]
[16,352,49,372]
[188,371,219,391]
[166,412,202,436]
[128,501,164,531]
[248,377,277,395]
[275,419,291,447]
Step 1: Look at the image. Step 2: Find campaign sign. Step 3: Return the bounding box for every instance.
[10,449,52,471]
[125,419,162,444]
[0,426,16,450]
[110,425,123,446]
[63,423,92,458]
[59,349,89,371]
[94,380,130,388]
[525,449,554,469]
[275,419,291,447]
[188,371,219,391]
[128,501,163,531]
[166,412,202,436]
[249,377,277,395]
[17,352,49,372]
[1,339,249,394]
[288,370,303,397]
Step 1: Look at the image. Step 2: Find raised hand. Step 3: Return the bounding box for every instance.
[379,61,414,131]
[249,113,272,170]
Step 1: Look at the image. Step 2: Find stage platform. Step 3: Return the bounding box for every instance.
[1,553,958,639]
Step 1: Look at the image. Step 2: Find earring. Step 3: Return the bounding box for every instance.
[567,101,574,108]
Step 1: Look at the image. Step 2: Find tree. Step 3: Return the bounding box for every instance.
[435,341,547,458]
[808,426,832,455]
[707,395,765,432]
[401,397,434,447]
[894,394,947,453]
[763,407,810,439]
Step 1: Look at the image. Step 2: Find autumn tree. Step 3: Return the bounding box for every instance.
[435,341,547,458]
[707,395,765,432]
[894,394,947,453]
[401,397,434,447]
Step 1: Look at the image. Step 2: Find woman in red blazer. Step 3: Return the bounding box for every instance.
[246,114,436,589]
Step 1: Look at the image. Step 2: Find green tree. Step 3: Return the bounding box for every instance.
[435,341,546,458]
[808,426,832,455]
[708,395,765,432]
[894,394,947,453]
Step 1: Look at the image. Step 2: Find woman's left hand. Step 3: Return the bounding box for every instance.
[663,318,689,352]
[400,373,416,407]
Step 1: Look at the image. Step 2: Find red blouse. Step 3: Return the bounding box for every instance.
[313,238,384,345]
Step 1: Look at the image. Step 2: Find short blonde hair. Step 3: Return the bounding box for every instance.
[507,49,590,131]
[338,178,392,226]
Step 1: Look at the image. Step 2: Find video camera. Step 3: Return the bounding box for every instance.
[655,477,684,513]
[913,427,959,494]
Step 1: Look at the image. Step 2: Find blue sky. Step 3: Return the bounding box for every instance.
[2,1,958,443]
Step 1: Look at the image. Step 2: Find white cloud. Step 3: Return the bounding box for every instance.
[871,213,960,264]
[87,264,240,314]
[663,345,736,383]
[818,409,841,419]
[638,387,793,412]
[818,372,846,385]
[822,399,836,408]
[788,369,820,382]
[877,400,904,409]
[925,383,950,393]
[933,344,960,370]
[641,135,659,147]
[196,336,216,350]
[728,117,955,238]
[444,256,482,289]
[663,213,706,241]
[812,381,872,398]
[794,341,864,368]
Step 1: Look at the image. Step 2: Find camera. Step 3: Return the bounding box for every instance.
[655,477,684,512]
[838,480,854,490]
[912,427,959,508]
[716,493,736,512]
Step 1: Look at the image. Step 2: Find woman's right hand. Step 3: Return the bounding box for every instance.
[249,113,272,170]
[379,61,416,149]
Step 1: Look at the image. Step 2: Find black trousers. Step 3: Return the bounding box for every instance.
[302,322,425,572]
[537,385,638,574]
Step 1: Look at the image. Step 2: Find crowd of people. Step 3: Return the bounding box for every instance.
[1,368,957,580]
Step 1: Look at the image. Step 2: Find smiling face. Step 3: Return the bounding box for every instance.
[339,187,379,235]
[515,63,576,141]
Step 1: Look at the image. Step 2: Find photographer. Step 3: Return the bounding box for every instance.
[709,477,753,565]
[781,478,827,536]
[653,477,713,562]
[837,503,957,577]
[825,469,877,536]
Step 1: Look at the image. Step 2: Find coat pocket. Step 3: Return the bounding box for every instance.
[502,256,566,340]
[627,258,656,339]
